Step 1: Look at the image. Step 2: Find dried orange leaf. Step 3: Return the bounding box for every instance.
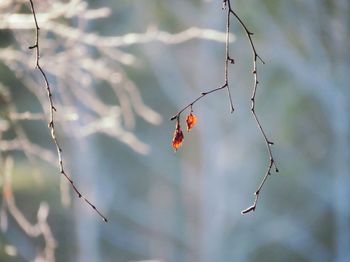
[172,122,184,151]
[186,112,197,132]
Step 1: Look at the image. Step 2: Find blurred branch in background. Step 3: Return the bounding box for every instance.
[1,156,56,262]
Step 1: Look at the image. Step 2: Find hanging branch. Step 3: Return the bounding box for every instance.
[225,1,279,214]
[171,0,278,214]
[170,0,235,153]
[28,0,107,222]
[170,0,235,123]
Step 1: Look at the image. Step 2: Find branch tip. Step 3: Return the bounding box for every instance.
[257,55,265,64]
[28,0,107,222]
[241,205,255,214]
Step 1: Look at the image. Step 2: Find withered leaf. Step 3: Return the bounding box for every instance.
[186,112,197,132]
[172,122,184,151]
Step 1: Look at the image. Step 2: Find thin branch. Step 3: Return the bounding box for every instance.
[8,111,45,120]
[7,111,78,122]
[224,0,235,114]
[224,2,279,214]
[170,83,228,121]
[171,0,278,214]
[0,139,57,164]
[28,0,107,222]
[170,2,235,121]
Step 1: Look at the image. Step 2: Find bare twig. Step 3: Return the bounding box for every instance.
[28,0,107,222]
[171,0,278,214]
[170,1,235,122]
[223,1,279,214]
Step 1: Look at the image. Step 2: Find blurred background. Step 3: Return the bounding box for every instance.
[0,0,349,261]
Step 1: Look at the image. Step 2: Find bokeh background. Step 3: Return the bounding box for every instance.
[0,0,349,261]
